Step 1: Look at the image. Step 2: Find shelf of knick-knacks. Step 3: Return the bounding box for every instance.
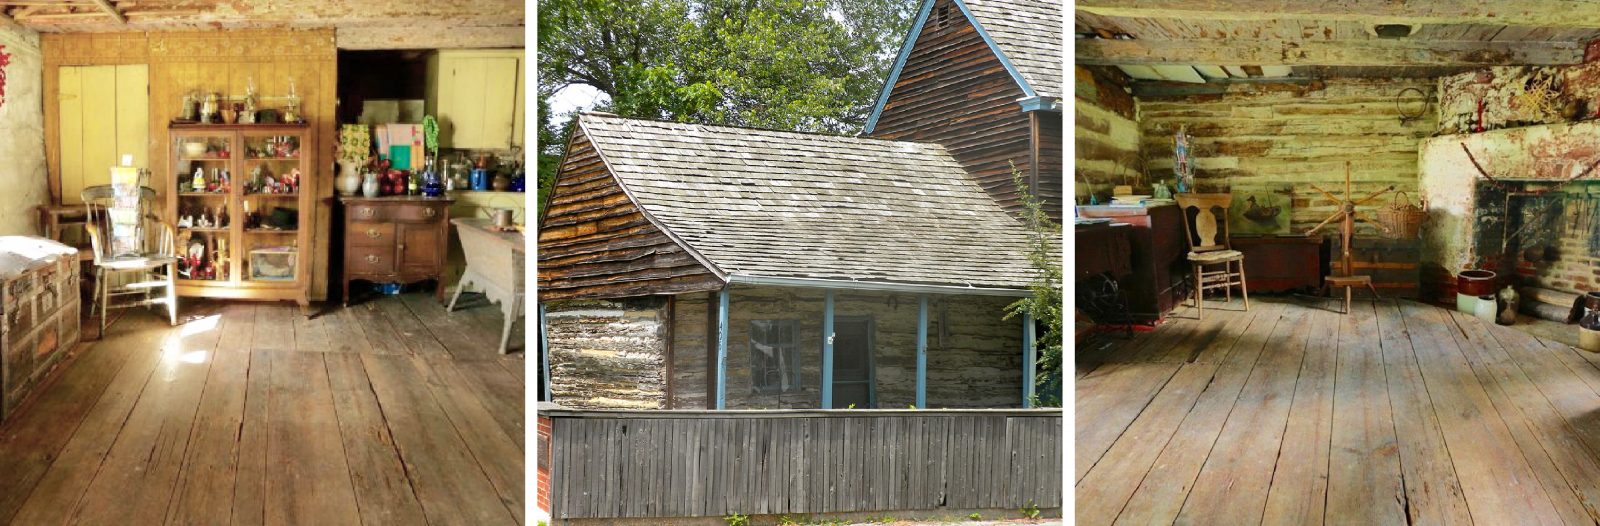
[167,123,312,310]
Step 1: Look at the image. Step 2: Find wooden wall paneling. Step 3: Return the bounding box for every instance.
[43,29,338,299]
[79,66,115,201]
[57,66,83,205]
[114,65,150,172]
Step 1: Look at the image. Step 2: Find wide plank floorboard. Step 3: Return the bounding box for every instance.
[1078,298,1600,525]
[0,292,522,525]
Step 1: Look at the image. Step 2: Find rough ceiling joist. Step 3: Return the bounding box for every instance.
[1076,0,1600,29]
[1079,37,1586,67]
[0,0,524,49]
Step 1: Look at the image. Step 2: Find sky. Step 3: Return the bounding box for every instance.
[548,83,608,130]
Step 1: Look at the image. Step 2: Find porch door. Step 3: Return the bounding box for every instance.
[830,317,875,408]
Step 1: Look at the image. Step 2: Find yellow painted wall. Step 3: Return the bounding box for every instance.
[43,30,338,299]
[57,64,148,204]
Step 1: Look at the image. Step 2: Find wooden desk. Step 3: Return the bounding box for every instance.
[1077,204,1186,320]
[1075,222,1132,281]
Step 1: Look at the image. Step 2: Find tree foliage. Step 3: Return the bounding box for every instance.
[536,0,919,208]
[1005,163,1064,407]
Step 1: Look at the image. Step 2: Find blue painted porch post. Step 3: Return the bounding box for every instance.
[1023,311,1036,408]
[915,294,928,408]
[821,289,835,409]
[715,286,730,410]
[538,303,551,402]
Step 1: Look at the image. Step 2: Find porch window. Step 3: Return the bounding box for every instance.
[750,320,801,394]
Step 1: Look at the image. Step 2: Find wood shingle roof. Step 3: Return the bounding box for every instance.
[965,0,1063,97]
[576,113,1043,291]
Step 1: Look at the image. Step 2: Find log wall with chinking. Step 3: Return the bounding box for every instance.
[669,286,1024,410]
[868,0,1051,221]
[1074,66,1140,204]
[543,297,671,409]
[536,127,723,301]
[1138,79,1436,237]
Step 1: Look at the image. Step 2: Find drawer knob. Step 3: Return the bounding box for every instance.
[359,208,375,218]
[365,228,381,238]
[423,208,437,218]
[364,254,380,264]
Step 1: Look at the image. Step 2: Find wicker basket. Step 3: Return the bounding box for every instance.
[1378,191,1427,239]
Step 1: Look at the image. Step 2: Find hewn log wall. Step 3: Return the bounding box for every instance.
[869,0,1051,221]
[536,127,723,301]
[670,286,1024,410]
[1139,78,1436,237]
[544,297,671,409]
[1075,66,1140,204]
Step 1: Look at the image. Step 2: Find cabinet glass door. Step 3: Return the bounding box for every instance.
[239,132,303,283]
[173,132,235,284]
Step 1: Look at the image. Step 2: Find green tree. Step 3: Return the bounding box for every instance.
[536,0,918,187]
[1005,164,1063,407]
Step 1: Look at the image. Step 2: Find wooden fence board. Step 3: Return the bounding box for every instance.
[545,409,1061,519]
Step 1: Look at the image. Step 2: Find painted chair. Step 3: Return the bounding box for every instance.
[1176,193,1249,320]
[82,184,178,333]
[448,219,524,354]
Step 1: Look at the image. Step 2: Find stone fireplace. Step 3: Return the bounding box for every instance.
[1419,120,1600,305]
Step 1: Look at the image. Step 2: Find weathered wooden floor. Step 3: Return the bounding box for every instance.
[1076,297,1600,525]
[0,292,525,525]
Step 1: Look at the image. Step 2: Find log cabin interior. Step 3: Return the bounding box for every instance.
[0,2,527,524]
[1073,2,1600,524]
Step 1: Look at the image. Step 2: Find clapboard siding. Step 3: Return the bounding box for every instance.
[537,128,723,301]
[869,0,1045,220]
[1138,79,1436,237]
[1035,111,1065,215]
[546,409,1063,520]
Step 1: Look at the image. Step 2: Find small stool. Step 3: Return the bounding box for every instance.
[1325,275,1379,314]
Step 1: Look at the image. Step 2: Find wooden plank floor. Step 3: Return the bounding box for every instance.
[1076,297,1600,525]
[0,292,524,525]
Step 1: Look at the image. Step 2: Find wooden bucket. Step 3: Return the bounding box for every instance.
[1378,191,1427,239]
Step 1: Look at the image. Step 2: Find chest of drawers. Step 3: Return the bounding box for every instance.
[339,197,454,306]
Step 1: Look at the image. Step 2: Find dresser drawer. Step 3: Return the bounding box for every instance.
[347,204,390,222]
[347,222,396,247]
[393,203,446,223]
[347,245,396,275]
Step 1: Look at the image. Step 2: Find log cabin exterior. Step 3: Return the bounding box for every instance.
[866,0,1064,222]
[537,113,1045,410]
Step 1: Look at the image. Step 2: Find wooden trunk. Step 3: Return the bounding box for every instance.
[1232,235,1328,293]
[339,197,453,305]
[1077,204,1187,320]
[1330,237,1422,299]
[0,239,82,423]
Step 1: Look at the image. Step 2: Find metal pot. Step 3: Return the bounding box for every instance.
[1457,269,1498,297]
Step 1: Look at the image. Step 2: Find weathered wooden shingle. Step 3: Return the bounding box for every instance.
[965,0,1063,97]
[578,113,1041,290]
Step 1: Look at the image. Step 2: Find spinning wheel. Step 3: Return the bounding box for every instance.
[1307,161,1395,313]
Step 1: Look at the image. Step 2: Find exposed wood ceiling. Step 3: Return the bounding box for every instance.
[1075,4,1600,84]
[0,0,524,49]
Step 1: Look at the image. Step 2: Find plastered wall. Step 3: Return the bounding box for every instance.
[0,26,51,236]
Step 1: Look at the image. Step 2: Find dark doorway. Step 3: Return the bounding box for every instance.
[829,316,875,408]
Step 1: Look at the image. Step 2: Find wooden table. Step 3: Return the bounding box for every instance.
[450,218,525,353]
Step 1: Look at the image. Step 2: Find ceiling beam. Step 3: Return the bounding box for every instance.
[0,8,22,31]
[1077,38,1585,67]
[1077,1,1600,29]
[90,0,124,23]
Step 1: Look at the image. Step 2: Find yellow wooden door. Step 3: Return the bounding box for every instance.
[59,64,148,205]
[479,57,519,150]
[436,53,520,150]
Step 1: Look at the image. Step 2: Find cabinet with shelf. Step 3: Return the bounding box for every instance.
[168,124,311,309]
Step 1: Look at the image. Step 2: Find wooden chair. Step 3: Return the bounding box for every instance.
[1176,193,1249,319]
[83,184,178,334]
[448,219,525,354]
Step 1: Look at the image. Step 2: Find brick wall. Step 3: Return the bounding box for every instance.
[536,412,551,516]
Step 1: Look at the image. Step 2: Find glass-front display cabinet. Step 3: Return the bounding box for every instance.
[168,123,310,310]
